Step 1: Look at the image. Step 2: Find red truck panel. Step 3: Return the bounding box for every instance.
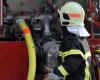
[88,38,100,52]
[0,42,28,80]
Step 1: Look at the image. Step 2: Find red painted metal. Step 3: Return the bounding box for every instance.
[88,38,100,52]
[0,42,28,80]
[87,0,100,51]
[85,0,100,79]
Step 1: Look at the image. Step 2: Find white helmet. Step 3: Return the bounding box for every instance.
[58,2,90,37]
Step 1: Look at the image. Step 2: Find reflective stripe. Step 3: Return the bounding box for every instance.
[59,50,91,60]
[95,50,100,53]
[69,13,81,18]
[59,49,91,80]
[59,50,84,62]
[84,51,91,60]
[58,65,69,77]
[85,60,90,80]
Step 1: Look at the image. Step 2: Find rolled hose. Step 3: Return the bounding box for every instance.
[18,19,36,80]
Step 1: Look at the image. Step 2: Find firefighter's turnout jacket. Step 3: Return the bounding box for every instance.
[53,33,91,80]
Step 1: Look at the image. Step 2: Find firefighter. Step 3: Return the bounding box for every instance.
[48,2,91,80]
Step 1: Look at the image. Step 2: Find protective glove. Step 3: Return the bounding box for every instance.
[48,72,64,80]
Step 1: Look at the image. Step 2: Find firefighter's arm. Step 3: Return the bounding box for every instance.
[53,55,83,77]
[48,71,64,80]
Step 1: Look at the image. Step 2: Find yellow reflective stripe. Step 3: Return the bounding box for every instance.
[59,50,91,60]
[84,51,91,80]
[59,50,84,58]
[59,50,91,80]
[84,51,91,60]
[59,51,65,62]
[85,60,90,80]
[58,65,69,77]
[95,50,100,53]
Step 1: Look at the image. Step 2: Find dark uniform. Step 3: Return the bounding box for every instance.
[53,32,91,80]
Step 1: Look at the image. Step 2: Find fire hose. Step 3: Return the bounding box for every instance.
[17,19,36,80]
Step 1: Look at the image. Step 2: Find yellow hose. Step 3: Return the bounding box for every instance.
[18,19,36,80]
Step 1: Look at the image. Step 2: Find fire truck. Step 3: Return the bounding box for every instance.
[0,0,100,80]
